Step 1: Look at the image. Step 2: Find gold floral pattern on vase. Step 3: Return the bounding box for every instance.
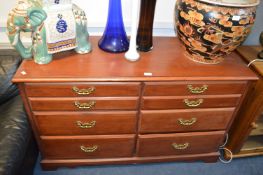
[175,0,258,64]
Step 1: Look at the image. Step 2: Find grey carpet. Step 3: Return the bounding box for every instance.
[34,156,263,175]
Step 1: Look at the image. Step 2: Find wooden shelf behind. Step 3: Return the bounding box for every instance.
[250,115,263,136]
[241,135,263,151]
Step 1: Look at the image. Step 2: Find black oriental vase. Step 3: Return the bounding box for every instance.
[175,0,258,64]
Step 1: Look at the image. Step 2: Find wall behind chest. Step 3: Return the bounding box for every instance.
[0,0,176,35]
[0,0,262,46]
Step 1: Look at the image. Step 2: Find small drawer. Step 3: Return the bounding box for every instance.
[144,81,247,96]
[25,82,140,97]
[139,108,235,133]
[29,97,139,111]
[137,131,224,157]
[40,135,135,159]
[34,111,137,135]
[142,95,241,110]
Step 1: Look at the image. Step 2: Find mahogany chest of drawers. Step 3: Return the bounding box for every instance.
[12,37,257,170]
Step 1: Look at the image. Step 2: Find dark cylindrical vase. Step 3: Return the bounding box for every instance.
[98,0,129,53]
[260,32,263,46]
[258,32,263,59]
[136,0,157,52]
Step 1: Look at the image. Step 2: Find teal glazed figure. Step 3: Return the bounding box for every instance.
[7,0,91,64]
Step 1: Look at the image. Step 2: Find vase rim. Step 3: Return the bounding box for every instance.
[197,0,260,7]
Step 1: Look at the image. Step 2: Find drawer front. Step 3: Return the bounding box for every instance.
[142,95,241,110]
[41,135,135,159]
[137,131,224,157]
[29,97,139,111]
[139,108,235,133]
[35,111,137,135]
[25,82,140,97]
[144,81,246,96]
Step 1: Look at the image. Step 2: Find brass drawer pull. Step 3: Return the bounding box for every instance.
[184,99,203,107]
[76,121,96,128]
[172,143,189,150]
[178,118,197,126]
[72,86,95,95]
[80,145,98,153]
[187,85,208,94]
[74,101,96,109]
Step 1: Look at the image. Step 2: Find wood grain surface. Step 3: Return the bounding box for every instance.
[137,131,225,157]
[12,37,257,83]
[34,111,137,135]
[40,135,136,159]
[143,81,247,96]
[142,95,241,110]
[25,82,141,97]
[139,108,235,133]
[29,97,139,111]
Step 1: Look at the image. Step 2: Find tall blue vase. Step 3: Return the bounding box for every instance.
[98,0,129,53]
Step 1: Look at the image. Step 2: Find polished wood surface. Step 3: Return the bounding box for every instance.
[137,131,224,157]
[144,81,247,96]
[142,95,241,110]
[25,82,140,97]
[226,46,263,158]
[40,135,135,159]
[34,111,137,135]
[237,46,263,75]
[12,37,257,83]
[41,152,219,170]
[13,37,258,169]
[29,97,139,111]
[139,108,235,133]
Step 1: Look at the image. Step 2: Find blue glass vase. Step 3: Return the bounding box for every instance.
[98,0,129,53]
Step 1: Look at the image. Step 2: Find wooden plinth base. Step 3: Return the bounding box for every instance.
[41,152,219,171]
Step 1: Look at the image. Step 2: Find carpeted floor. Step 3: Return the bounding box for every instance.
[34,156,263,175]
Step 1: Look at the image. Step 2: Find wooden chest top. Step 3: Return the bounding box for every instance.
[13,37,257,83]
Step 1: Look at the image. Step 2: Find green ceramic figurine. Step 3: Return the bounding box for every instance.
[7,0,91,64]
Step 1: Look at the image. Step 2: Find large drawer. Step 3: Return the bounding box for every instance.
[137,131,225,157]
[29,97,139,111]
[144,81,247,96]
[139,108,235,133]
[34,111,137,135]
[40,135,135,159]
[25,82,140,97]
[142,95,241,110]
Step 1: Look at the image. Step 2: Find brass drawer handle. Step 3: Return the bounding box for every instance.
[187,85,208,94]
[72,86,95,95]
[178,118,197,126]
[172,143,189,150]
[74,101,96,109]
[184,99,203,107]
[76,121,96,128]
[80,145,98,153]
